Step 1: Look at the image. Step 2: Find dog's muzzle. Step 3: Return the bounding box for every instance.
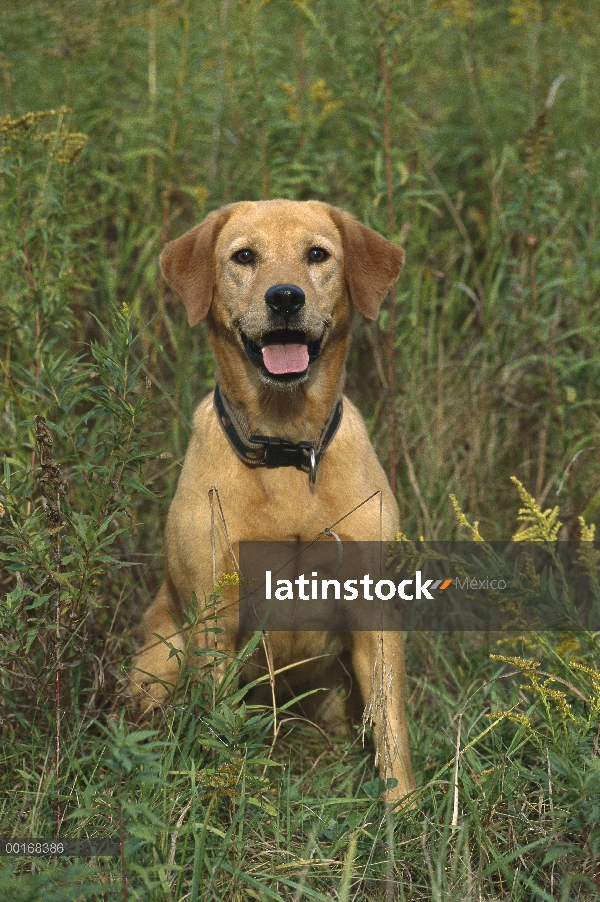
[241,284,322,383]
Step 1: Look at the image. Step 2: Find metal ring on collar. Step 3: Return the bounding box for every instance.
[309,447,316,485]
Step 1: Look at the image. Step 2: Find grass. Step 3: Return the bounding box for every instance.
[1,0,600,898]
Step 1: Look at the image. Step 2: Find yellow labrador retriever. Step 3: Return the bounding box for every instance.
[131,199,415,803]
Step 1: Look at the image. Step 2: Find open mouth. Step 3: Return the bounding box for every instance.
[242,329,321,382]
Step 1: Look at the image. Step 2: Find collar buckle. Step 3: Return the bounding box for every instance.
[249,434,314,474]
[214,384,342,484]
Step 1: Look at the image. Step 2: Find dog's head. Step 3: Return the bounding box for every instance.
[160,199,403,390]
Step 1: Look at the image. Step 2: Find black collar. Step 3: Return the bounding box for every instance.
[213,384,343,485]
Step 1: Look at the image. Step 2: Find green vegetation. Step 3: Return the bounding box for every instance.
[1,0,599,897]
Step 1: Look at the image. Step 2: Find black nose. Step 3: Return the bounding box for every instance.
[265,284,305,317]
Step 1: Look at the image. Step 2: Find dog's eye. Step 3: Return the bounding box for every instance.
[308,247,329,263]
[232,249,255,265]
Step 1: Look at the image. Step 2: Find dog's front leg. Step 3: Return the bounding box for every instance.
[130,580,189,712]
[351,631,415,804]
[131,577,242,710]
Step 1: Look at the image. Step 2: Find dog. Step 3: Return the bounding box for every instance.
[131,199,415,803]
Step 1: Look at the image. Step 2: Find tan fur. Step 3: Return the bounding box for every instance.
[131,199,415,804]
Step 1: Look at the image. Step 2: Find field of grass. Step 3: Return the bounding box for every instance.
[1,0,600,898]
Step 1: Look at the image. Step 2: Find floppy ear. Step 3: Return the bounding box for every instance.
[159,205,235,326]
[326,206,404,320]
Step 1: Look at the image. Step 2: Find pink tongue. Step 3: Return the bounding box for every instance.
[262,343,309,375]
